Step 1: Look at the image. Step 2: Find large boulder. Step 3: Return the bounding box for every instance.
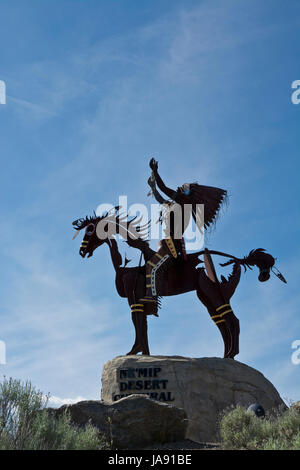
[101,355,286,442]
[47,394,187,449]
[290,401,300,413]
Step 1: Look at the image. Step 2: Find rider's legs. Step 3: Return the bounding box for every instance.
[139,238,179,314]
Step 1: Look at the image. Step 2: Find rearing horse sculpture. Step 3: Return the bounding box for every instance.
[72,207,287,359]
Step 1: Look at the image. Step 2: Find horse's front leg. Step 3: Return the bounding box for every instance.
[127,311,141,355]
[127,310,149,355]
[123,273,150,355]
[141,314,150,355]
[127,308,150,355]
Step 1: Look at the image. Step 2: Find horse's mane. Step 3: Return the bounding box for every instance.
[73,207,150,241]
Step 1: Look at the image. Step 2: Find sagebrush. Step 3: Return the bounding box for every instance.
[0,376,109,450]
[219,404,300,450]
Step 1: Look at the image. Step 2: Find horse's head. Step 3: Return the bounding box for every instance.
[72,213,106,258]
[241,248,286,283]
[72,205,149,259]
[72,206,122,258]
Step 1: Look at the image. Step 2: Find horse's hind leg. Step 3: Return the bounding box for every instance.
[224,312,240,358]
[215,313,240,359]
[196,290,232,358]
[216,320,232,359]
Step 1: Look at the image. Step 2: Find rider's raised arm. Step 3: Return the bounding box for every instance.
[152,185,169,204]
[154,170,176,200]
[149,157,177,200]
[148,174,169,204]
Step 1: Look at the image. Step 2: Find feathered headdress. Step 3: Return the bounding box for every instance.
[178,183,228,232]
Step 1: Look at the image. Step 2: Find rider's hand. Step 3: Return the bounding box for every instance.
[149,158,158,172]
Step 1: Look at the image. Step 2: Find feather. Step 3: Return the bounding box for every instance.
[185,183,229,232]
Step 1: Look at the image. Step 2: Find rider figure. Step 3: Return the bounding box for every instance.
[139,158,228,315]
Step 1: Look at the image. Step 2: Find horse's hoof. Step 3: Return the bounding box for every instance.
[126,345,142,355]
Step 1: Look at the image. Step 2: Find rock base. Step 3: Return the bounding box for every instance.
[101,355,286,442]
[48,394,187,449]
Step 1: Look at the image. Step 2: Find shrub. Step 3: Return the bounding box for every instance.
[0,376,109,450]
[24,409,107,450]
[219,404,300,450]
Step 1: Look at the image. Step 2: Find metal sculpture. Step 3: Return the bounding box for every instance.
[72,160,286,359]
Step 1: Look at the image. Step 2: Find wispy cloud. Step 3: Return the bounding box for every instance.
[47,395,87,408]
[9,96,57,118]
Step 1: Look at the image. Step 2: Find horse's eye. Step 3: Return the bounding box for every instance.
[86,223,95,235]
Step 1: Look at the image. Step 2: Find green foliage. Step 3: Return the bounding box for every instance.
[23,409,108,450]
[219,405,300,450]
[0,376,48,450]
[0,376,110,450]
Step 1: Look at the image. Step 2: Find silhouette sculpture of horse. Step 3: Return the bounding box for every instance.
[72,207,286,359]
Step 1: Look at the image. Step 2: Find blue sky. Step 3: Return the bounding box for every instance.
[0,0,299,406]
